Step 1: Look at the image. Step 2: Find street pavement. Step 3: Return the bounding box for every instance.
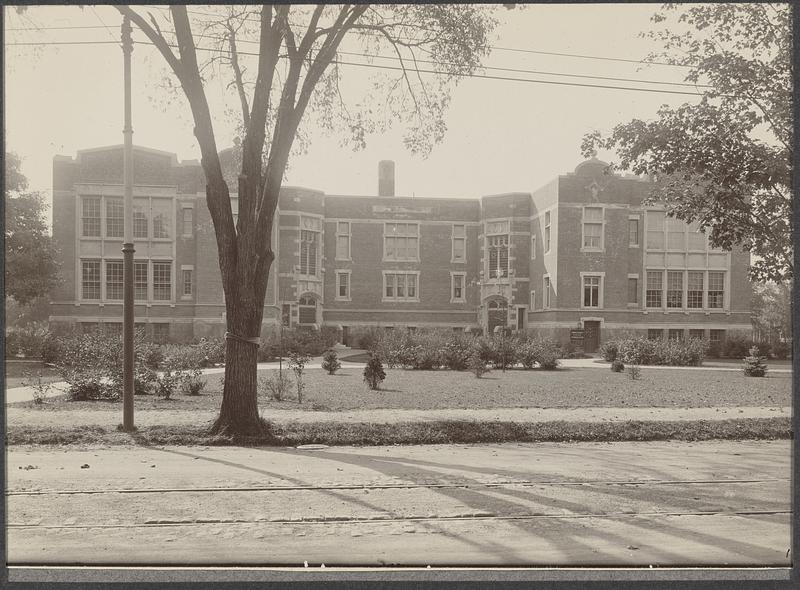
[7,440,790,566]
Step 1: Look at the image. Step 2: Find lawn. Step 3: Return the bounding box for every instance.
[8,365,791,413]
[5,360,62,389]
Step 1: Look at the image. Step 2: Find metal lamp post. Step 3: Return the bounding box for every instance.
[121,16,135,431]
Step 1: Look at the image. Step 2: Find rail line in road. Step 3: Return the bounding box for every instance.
[6,477,790,497]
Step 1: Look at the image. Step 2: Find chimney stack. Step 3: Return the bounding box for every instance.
[378,160,395,196]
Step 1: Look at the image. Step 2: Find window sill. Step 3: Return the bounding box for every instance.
[450,298,466,304]
[382,259,420,264]
[180,295,193,301]
[334,297,352,302]
[450,259,466,264]
[579,247,605,253]
[335,258,352,262]
[628,244,640,248]
[381,298,420,304]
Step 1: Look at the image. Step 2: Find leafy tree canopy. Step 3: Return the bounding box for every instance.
[582,3,792,283]
[5,152,61,305]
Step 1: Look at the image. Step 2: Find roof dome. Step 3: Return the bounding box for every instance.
[573,156,610,176]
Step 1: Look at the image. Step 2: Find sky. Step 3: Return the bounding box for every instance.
[5,4,703,211]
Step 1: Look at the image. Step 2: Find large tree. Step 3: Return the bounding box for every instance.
[581,3,792,283]
[117,4,499,437]
[4,152,61,306]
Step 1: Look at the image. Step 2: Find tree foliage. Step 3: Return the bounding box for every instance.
[116,4,498,436]
[582,3,792,282]
[751,281,792,344]
[5,152,61,305]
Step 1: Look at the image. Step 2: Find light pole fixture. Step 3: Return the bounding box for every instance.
[121,15,135,431]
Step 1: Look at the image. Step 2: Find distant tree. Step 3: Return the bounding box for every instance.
[117,4,499,437]
[582,3,792,283]
[5,152,60,305]
[751,281,792,345]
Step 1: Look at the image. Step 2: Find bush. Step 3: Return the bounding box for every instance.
[743,346,768,377]
[196,337,225,366]
[321,349,341,375]
[363,354,386,390]
[771,341,791,360]
[721,334,752,359]
[610,359,625,372]
[487,334,518,370]
[353,327,384,352]
[537,348,560,370]
[258,370,293,401]
[627,364,642,380]
[440,333,475,371]
[558,341,586,359]
[288,352,310,403]
[5,322,51,359]
[40,332,63,364]
[599,341,618,362]
[468,351,489,378]
[609,337,707,367]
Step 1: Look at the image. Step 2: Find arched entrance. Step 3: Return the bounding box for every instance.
[298,295,317,326]
[487,298,508,334]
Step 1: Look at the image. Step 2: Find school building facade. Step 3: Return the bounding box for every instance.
[49,145,753,352]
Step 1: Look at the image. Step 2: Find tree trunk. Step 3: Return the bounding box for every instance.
[210,332,264,437]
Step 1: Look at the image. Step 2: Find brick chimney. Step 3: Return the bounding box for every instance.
[378,160,395,196]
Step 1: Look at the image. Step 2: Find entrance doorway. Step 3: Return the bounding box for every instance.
[487,299,508,334]
[583,320,601,353]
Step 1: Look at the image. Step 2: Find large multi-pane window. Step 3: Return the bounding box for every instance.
[646,270,663,308]
[300,230,319,275]
[82,197,101,237]
[687,271,704,308]
[153,323,170,344]
[152,261,172,301]
[628,277,639,304]
[336,222,350,260]
[133,200,149,238]
[688,223,707,250]
[668,329,684,341]
[383,272,418,301]
[666,217,686,250]
[544,211,551,252]
[689,329,705,340]
[81,260,101,299]
[451,273,465,302]
[628,218,639,247]
[384,223,419,261]
[666,271,684,308]
[708,271,725,308]
[646,211,665,249]
[151,200,172,239]
[709,329,726,345]
[582,275,601,307]
[106,199,124,238]
[134,261,148,300]
[648,329,664,341]
[487,235,509,278]
[105,261,123,300]
[582,207,603,249]
[452,224,466,262]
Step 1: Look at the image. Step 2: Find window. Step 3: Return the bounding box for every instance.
[152,261,172,301]
[648,328,664,341]
[689,329,705,340]
[81,260,101,299]
[451,273,465,302]
[383,272,418,302]
[133,199,148,238]
[628,277,639,304]
[687,271,704,308]
[106,199,124,238]
[646,211,665,249]
[709,329,726,344]
[666,217,686,250]
[543,276,551,309]
[153,323,170,344]
[646,270,663,308]
[487,235,509,278]
[666,271,684,308]
[582,207,603,249]
[384,223,419,261]
[182,269,193,297]
[530,290,536,309]
[582,275,601,308]
[668,328,684,341]
[544,211,551,252]
[134,261,148,300]
[300,230,318,275]
[298,296,316,324]
[181,208,193,238]
[82,197,101,237]
[688,223,707,251]
[452,224,466,262]
[336,222,351,260]
[530,233,536,259]
[628,218,639,247]
[105,261,123,300]
[708,271,725,308]
[336,271,350,300]
[151,200,172,239]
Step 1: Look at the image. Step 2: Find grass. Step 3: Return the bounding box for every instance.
[4,360,62,389]
[9,365,790,413]
[5,417,791,447]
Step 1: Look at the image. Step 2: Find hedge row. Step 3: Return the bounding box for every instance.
[599,337,708,366]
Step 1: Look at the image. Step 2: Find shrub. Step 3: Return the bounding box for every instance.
[558,341,586,359]
[610,359,625,372]
[771,341,791,360]
[627,364,642,380]
[599,341,618,362]
[23,371,52,405]
[743,346,768,377]
[440,333,474,371]
[468,351,489,378]
[258,370,293,401]
[196,337,225,366]
[40,332,63,364]
[517,339,540,370]
[288,352,310,403]
[5,322,51,359]
[537,348,560,370]
[487,334,518,370]
[353,327,384,352]
[363,354,386,390]
[181,372,206,396]
[610,337,707,367]
[321,349,341,375]
[721,335,752,359]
